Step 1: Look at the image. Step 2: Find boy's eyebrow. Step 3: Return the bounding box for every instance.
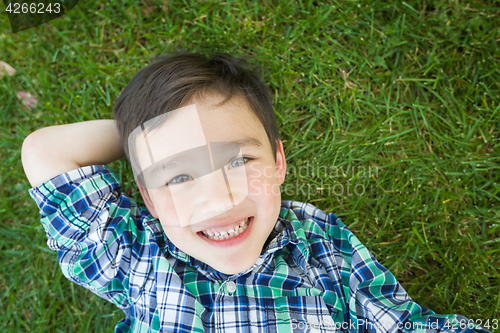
[140,151,204,188]
[146,149,204,177]
[227,137,262,147]
[140,137,262,184]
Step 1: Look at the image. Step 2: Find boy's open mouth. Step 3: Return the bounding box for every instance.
[199,217,251,241]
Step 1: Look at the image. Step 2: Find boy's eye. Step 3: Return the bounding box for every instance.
[168,174,193,185]
[228,156,252,169]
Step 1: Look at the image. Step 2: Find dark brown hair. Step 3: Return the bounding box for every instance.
[113,51,279,162]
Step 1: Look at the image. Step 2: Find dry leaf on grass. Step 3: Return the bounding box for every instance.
[17,91,38,109]
[0,61,16,78]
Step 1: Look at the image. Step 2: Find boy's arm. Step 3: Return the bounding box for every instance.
[24,120,153,310]
[22,120,125,187]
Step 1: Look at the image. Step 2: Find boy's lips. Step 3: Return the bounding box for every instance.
[200,217,250,240]
[197,217,254,246]
[195,215,251,234]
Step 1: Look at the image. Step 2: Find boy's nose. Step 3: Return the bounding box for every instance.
[197,169,235,216]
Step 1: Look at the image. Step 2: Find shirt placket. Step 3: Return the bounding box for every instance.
[213,280,237,333]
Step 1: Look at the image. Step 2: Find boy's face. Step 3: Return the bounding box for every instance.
[132,95,286,274]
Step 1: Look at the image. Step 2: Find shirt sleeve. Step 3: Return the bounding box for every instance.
[326,214,490,333]
[28,165,153,309]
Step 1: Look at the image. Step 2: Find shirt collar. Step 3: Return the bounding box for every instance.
[275,206,311,273]
[141,203,312,278]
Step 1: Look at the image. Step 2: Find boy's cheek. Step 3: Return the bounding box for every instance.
[246,164,281,198]
[148,189,181,224]
[247,162,279,180]
[249,178,281,198]
[249,179,263,196]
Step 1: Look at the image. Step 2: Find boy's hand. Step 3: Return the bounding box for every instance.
[22,120,125,187]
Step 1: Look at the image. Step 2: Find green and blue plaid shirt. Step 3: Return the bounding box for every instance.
[29,165,489,333]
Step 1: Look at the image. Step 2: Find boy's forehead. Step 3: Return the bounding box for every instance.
[131,104,206,170]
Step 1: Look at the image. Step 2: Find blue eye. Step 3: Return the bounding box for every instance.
[228,157,252,169]
[168,174,193,185]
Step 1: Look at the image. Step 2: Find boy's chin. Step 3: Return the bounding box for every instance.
[215,265,252,275]
[210,255,259,275]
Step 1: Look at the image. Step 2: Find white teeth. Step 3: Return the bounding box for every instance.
[201,218,250,241]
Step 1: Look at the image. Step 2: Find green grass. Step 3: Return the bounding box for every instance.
[1,0,499,331]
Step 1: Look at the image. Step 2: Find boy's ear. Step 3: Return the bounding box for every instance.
[137,181,159,218]
[275,139,287,185]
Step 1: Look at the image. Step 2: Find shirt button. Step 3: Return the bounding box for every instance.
[226,281,237,294]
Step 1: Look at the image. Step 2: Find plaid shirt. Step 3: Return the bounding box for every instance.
[29,165,489,333]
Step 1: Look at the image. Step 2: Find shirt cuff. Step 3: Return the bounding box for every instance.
[28,165,121,244]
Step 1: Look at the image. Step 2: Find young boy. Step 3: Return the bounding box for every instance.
[22,52,488,332]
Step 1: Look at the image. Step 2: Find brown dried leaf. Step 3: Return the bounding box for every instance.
[17,91,38,109]
[0,61,16,78]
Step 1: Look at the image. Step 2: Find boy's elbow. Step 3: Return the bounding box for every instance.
[22,128,82,187]
[22,130,47,187]
[22,130,40,172]
[22,129,40,157]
